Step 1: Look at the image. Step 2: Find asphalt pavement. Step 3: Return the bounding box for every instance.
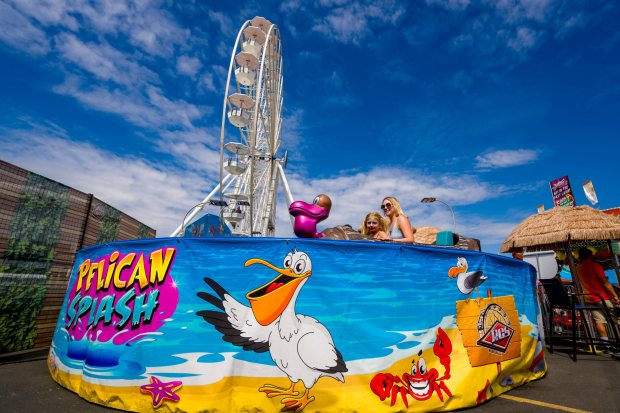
[0,349,618,413]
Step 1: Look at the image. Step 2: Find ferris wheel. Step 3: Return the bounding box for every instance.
[171,16,293,237]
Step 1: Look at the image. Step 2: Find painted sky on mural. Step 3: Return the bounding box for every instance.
[1,0,619,253]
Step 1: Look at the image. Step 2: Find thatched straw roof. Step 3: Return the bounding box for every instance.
[500,205,620,253]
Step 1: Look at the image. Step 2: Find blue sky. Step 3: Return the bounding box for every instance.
[1,0,619,253]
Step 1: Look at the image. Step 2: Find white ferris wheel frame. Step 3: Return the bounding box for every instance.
[170,17,294,238]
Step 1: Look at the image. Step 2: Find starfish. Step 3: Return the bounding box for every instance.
[140,376,183,408]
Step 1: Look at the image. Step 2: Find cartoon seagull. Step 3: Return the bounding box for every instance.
[448,257,487,300]
[197,249,347,412]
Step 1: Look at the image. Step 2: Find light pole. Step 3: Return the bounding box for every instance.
[421,197,456,234]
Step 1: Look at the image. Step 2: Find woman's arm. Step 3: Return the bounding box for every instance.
[374,230,388,240]
[391,215,415,243]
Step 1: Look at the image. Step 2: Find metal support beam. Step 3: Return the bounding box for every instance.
[277,162,295,230]
[169,173,233,237]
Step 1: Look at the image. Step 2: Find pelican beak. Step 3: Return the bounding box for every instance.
[448,265,466,278]
[244,258,311,326]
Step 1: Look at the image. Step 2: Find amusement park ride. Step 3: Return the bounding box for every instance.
[170,16,293,238]
[48,17,546,413]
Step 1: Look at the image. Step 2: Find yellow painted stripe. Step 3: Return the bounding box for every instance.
[499,394,593,413]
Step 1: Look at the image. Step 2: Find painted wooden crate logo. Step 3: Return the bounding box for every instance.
[456,296,521,367]
[476,319,514,353]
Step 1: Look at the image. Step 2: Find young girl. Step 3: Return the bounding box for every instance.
[359,211,388,240]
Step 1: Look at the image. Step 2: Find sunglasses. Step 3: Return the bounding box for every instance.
[380,202,392,210]
[366,220,379,226]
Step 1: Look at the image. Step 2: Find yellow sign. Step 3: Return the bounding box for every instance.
[456,296,521,367]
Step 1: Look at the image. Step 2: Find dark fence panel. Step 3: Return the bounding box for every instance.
[0,160,155,353]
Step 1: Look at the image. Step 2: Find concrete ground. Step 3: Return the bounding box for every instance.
[0,349,618,413]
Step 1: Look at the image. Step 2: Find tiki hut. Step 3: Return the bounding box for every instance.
[502,207,620,353]
[500,206,620,253]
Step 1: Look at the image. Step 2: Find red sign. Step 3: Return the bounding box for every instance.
[550,176,575,207]
[603,207,620,218]
[476,321,514,353]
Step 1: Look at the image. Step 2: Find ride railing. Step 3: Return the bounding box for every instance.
[537,282,588,340]
[537,281,618,346]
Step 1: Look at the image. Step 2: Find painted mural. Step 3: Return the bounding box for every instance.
[48,237,546,412]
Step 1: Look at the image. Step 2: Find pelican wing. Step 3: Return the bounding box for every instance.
[297,317,347,374]
[196,277,270,353]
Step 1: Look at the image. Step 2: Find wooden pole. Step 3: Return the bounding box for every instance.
[78,193,93,250]
[564,243,581,294]
[566,242,597,351]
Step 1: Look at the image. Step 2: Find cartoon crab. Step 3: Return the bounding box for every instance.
[404,327,453,402]
[370,327,453,407]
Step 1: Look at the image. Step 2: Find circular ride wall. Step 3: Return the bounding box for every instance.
[49,237,545,412]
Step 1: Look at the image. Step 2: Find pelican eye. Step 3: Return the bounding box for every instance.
[313,196,319,204]
[293,258,306,274]
[288,251,311,275]
[419,358,427,375]
[283,253,293,268]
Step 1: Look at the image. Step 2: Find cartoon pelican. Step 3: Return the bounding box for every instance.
[197,249,347,412]
[448,257,487,300]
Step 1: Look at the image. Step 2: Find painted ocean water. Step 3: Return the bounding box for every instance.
[51,237,539,384]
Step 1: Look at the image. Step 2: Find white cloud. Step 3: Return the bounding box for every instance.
[475,149,540,169]
[491,0,553,24]
[199,72,217,93]
[10,0,191,58]
[8,0,79,29]
[0,119,524,251]
[208,10,236,37]
[442,0,589,64]
[313,8,368,44]
[197,65,227,94]
[177,55,202,78]
[312,0,405,45]
[280,0,304,13]
[277,168,501,228]
[273,166,523,252]
[156,128,222,175]
[77,1,190,58]
[145,86,203,127]
[0,2,50,55]
[555,12,587,39]
[55,33,158,86]
[506,26,540,52]
[1,121,210,236]
[2,0,221,169]
[281,108,305,154]
[53,77,203,129]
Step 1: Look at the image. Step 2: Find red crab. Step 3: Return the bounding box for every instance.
[370,327,453,407]
[404,327,453,402]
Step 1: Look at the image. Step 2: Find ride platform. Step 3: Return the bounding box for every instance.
[46,237,545,412]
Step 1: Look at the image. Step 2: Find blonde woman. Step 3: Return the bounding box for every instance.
[359,212,388,240]
[380,196,415,243]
